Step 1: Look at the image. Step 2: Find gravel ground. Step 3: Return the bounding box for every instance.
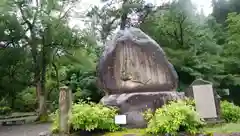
[0,123,51,136]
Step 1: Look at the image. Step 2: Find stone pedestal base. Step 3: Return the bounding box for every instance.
[100,91,185,128]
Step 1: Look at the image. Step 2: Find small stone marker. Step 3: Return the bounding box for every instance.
[115,115,127,125]
[192,84,217,118]
[59,86,72,136]
[186,79,221,120]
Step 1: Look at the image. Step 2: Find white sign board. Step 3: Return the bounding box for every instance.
[192,84,217,118]
[114,115,127,125]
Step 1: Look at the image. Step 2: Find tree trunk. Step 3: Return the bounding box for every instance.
[35,47,48,122]
[31,44,43,117]
[36,80,41,105]
[11,90,16,110]
[52,62,60,89]
[38,93,47,113]
[35,77,48,121]
[37,92,48,120]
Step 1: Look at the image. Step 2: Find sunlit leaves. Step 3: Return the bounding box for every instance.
[51,102,120,132]
[145,100,205,135]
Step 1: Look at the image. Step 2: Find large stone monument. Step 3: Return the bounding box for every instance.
[97,27,184,128]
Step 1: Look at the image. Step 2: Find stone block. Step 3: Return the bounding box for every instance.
[100,91,185,128]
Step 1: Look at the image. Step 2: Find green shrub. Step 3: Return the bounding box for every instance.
[184,98,195,107]
[14,87,37,112]
[0,98,11,115]
[220,100,240,123]
[0,106,11,115]
[68,71,104,103]
[50,109,60,133]
[51,101,120,133]
[0,98,9,107]
[144,100,205,135]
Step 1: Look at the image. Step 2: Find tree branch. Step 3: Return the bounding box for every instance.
[178,14,186,46]
[120,0,128,30]
[17,2,33,32]
[165,30,182,45]
[52,62,60,90]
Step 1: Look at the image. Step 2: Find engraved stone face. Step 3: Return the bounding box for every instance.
[97,27,178,94]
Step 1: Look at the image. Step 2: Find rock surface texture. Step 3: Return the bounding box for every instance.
[97,27,178,94]
[97,27,183,128]
[100,92,185,128]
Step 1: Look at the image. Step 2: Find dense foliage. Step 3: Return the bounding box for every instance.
[1,0,240,119]
[68,70,103,103]
[139,0,240,104]
[0,106,11,115]
[220,101,240,123]
[51,102,120,133]
[0,0,101,116]
[144,100,205,135]
[14,87,37,112]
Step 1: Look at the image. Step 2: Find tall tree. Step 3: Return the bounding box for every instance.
[86,0,151,43]
[1,0,85,119]
[212,0,240,24]
[140,0,224,90]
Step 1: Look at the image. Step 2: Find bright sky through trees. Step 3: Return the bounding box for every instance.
[69,0,213,28]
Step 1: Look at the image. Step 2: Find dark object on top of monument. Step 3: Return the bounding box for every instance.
[97,27,178,94]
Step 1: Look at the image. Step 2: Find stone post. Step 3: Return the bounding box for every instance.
[59,86,72,136]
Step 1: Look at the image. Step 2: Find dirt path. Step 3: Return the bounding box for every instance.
[0,123,51,136]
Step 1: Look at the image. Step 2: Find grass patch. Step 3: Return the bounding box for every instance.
[204,123,240,133]
[70,129,148,136]
[93,123,240,136]
[69,123,240,136]
[100,129,147,136]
